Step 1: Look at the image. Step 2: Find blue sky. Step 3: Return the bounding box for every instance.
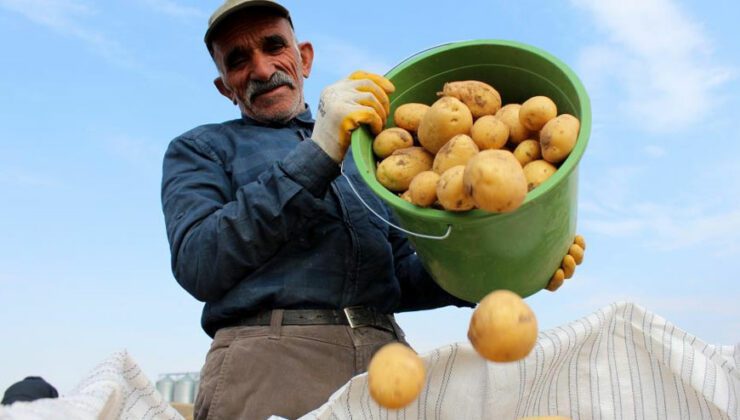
[1,0,738,394]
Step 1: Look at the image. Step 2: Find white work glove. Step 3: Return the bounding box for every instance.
[312,70,395,162]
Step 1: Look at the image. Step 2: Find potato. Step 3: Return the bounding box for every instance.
[408,170,440,207]
[373,127,414,159]
[391,146,434,163]
[470,115,509,150]
[376,147,434,192]
[522,159,557,191]
[436,165,476,211]
[495,104,531,145]
[519,96,557,131]
[463,149,527,213]
[368,343,426,409]
[468,289,538,362]
[417,96,473,154]
[399,189,413,203]
[432,134,480,175]
[393,103,430,133]
[513,139,542,167]
[438,80,502,118]
[540,114,580,164]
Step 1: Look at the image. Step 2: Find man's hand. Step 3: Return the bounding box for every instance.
[312,71,395,162]
[546,234,586,292]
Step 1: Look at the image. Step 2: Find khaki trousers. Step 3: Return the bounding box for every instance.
[194,310,407,420]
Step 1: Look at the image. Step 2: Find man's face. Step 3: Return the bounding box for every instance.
[210,12,313,124]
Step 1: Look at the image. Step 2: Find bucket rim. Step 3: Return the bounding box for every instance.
[351,39,591,225]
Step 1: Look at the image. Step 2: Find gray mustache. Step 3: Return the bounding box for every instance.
[246,71,295,102]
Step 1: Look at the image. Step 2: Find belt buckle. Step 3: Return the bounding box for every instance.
[343,306,370,328]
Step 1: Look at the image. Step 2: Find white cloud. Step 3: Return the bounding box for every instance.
[0,0,92,28]
[139,0,205,20]
[584,165,645,213]
[644,145,666,158]
[0,0,135,67]
[584,194,739,255]
[0,168,61,188]
[584,207,740,254]
[547,274,740,344]
[580,293,740,319]
[571,0,733,132]
[310,35,394,79]
[582,217,645,237]
[580,153,740,254]
[105,135,166,169]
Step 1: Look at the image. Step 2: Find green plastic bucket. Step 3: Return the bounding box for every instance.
[351,39,591,303]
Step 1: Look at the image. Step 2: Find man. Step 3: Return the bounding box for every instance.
[161,1,472,418]
[161,1,584,418]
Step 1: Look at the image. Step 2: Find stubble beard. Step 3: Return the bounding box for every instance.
[240,71,305,125]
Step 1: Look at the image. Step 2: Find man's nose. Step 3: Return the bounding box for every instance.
[250,52,275,81]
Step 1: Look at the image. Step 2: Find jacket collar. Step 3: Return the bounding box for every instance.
[240,105,314,128]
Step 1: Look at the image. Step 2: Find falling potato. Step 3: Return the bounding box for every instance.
[367,343,426,409]
[468,289,538,362]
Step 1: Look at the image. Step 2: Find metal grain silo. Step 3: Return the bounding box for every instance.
[173,374,195,403]
[155,375,175,403]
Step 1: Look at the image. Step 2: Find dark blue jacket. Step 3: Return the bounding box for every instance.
[161,108,469,337]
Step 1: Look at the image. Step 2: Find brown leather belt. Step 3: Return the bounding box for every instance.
[227,307,394,331]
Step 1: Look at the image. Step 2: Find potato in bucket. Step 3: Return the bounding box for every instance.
[350,40,590,302]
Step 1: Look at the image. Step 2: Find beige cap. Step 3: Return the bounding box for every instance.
[204,0,291,46]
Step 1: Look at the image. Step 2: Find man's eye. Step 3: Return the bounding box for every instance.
[266,43,286,54]
[228,56,246,69]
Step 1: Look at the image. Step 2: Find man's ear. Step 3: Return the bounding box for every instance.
[298,42,314,78]
[214,77,237,105]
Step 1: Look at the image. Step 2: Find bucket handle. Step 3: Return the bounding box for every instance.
[340,163,452,240]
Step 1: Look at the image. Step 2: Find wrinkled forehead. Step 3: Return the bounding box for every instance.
[208,8,293,55]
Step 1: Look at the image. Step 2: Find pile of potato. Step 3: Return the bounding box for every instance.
[368,288,542,412]
[373,80,581,213]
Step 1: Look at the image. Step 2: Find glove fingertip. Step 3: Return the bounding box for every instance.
[349,70,395,94]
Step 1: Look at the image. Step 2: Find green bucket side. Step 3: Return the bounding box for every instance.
[351,40,591,302]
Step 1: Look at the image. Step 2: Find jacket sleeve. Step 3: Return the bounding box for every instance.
[161,136,339,302]
[388,215,475,311]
